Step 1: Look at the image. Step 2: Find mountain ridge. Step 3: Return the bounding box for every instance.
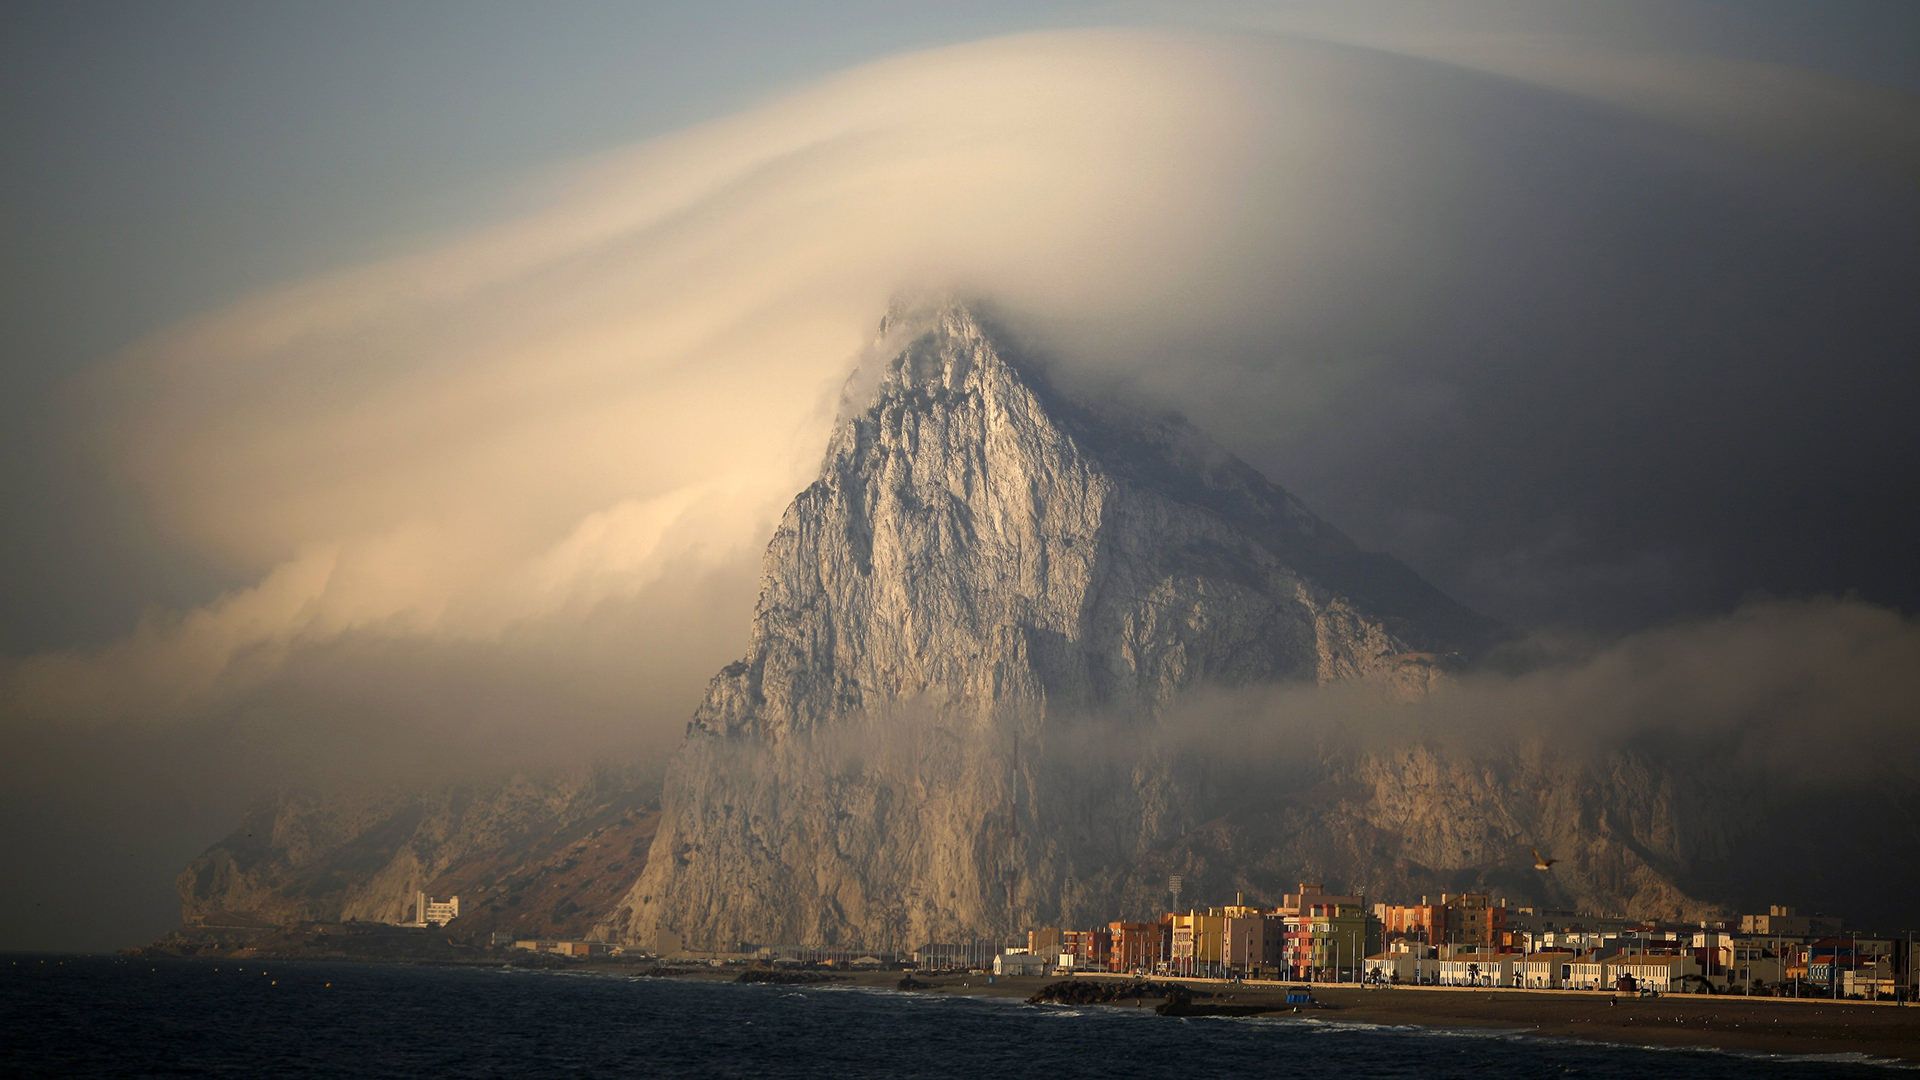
[705,299,1485,738]
[602,300,1597,950]
[175,300,1731,949]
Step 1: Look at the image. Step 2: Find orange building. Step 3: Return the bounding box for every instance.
[1376,897,1448,945]
[1108,921,1165,974]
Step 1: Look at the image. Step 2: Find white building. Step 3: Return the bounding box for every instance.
[1364,950,1441,984]
[993,952,1051,977]
[1565,952,1611,990]
[1541,930,1620,955]
[1515,951,1580,989]
[1612,955,1701,993]
[1437,951,1512,987]
[1363,953,1413,984]
[411,891,460,927]
[1843,960,1898,1000]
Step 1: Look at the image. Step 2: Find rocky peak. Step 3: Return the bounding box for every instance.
[691,298,1488,746]
[168,303,1807,950]
[606,301,1520,949]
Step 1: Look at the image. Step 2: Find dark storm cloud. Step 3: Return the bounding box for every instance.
[1012,53,1920,633]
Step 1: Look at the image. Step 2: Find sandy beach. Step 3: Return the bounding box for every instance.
[140,931,1920,1064]
[151,923,1918,1065]
[712,968,1920,1064]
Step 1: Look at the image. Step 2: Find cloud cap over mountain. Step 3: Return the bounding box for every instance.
[3,14,1917,948]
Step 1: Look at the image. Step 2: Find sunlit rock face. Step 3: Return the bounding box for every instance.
[178,770,659,939]
[603,300,1592,951]
[693,301,1485,741]
[169,302,1837,943]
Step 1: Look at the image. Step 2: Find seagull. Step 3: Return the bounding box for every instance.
[1532,848,1558,872]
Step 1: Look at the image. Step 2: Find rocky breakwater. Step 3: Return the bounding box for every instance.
[735,969,845,986]
[1027,979,1277,1018]
[1028,979,1191,1007]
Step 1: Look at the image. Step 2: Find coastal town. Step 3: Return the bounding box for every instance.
[124,879,1920,1066]
[997,883,1918,1001]
[389,881,1920,1004]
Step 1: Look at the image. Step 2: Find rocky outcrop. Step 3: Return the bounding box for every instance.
[179,767,657,939]
[180,300,1743,948]
[603,300,1690,951]
[1028,980,1193,1006]
[1092,738,1726,928]
[679,301,1488,749]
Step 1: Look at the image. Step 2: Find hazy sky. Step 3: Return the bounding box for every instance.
[2,1,1917,950]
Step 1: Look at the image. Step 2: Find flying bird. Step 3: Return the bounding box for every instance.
[1532,848,1558,872]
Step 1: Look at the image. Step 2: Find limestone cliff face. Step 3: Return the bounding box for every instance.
[1111,740,1733,929]
[687,303,1487,748]
[604,301,1603,950]
[179,301,1732,946]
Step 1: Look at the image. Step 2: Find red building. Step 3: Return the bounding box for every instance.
[1063,928,1112,969]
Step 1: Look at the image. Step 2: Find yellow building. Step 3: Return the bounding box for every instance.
[1168,911,1227,976]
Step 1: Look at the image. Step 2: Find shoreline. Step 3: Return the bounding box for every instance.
[625,966,1920,1064]
[105,941,1920,1065]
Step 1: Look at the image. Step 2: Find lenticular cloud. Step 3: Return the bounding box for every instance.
[8,25,1909,752]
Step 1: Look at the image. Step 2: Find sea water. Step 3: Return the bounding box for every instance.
[1,956,1904,1077]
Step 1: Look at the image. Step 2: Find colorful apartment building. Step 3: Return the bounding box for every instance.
[1169,911,1228,977]
[1281,887,1375,980]
[1107,921,1165,974]
[1062,928,1112,969]
[1375,897,1447,946]
[1440,892,1505,948]
[1016,876,1887,996]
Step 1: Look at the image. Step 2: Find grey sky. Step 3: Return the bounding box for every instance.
[4,0,1918,650]
[2,0,1106,650]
